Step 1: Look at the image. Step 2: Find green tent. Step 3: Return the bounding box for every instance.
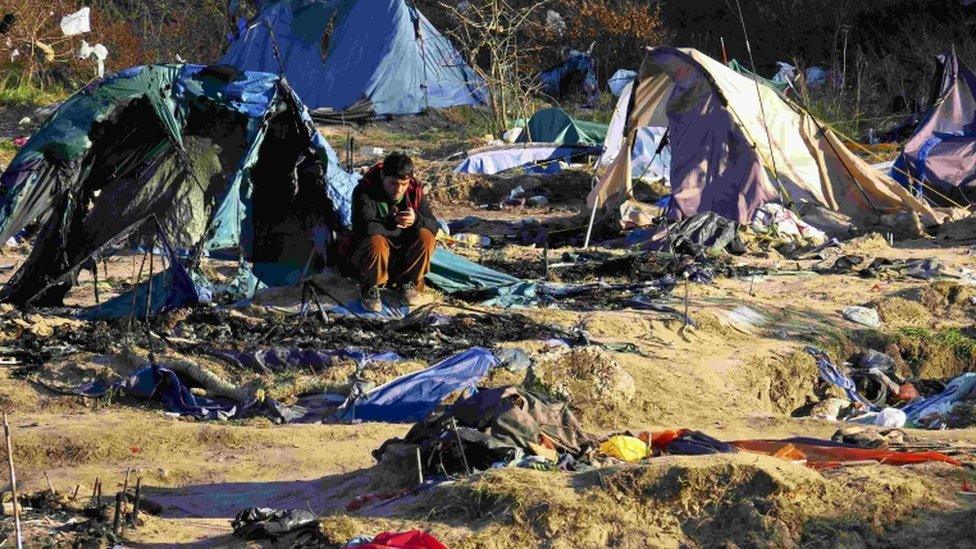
[516,108,608,146]
[727,59,789,93]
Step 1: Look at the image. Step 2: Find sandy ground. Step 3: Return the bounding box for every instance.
[1,117,976,546]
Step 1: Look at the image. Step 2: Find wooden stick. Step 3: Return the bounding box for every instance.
[112,492,123,534]
[131,477,142,522]
[72,484,79,501]
[3,413,23,549]
[121,468,131,498]
[44,472,55,495]
[90,477,99,503]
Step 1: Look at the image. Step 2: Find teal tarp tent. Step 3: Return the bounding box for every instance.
[516,108,609,146]
[0,63,526,315]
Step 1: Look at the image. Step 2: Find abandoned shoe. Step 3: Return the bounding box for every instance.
[400,284,424,306]
[360,285,382,313]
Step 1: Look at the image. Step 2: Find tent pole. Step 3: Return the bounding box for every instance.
[731,0,792,207]
[583,199,599,249]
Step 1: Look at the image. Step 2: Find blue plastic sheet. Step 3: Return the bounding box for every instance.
[454,144,602,175]
[337,347,499,423]
[70,364,240,420]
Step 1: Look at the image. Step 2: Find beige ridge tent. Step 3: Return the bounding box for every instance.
[588,47,946,234]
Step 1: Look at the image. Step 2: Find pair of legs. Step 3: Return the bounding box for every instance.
[352,228,436,308]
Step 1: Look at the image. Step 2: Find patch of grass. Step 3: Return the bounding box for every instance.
[0,139,18,166]
[0,80,67,107]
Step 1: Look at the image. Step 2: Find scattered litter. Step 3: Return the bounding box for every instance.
[842,306,881,328]
[231,507,318,541]
[60,7,90,36]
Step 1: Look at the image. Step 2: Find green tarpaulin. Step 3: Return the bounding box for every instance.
[516,108,608,146]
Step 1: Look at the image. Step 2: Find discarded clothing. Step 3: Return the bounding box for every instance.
[337,347,499,423]
[375,386,591,476]
[805,347,878,410]
[231,507,318,540]
[599,435,649,462]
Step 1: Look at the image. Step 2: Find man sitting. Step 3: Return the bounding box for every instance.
[350,152,438,312]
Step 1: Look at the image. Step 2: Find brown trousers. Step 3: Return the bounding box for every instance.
[352,228,436,290]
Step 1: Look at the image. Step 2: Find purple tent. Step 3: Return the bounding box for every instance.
[894,49,976,196]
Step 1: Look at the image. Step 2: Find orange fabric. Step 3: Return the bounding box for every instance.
[731,440,961,470]
[353,228,436,289]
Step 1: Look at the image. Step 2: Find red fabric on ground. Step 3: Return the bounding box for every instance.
[357,530,448,549]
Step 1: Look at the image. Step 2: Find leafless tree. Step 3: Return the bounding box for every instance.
[440,0,548,134]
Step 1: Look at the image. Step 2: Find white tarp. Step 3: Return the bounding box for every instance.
[60,7,91,37]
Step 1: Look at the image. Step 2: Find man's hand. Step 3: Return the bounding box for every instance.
[396,207,416,228]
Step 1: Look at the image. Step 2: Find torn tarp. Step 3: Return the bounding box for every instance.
[68,364,244,420]
[453,143,601,176]
[337,347,499,423]
[428,248,537,308]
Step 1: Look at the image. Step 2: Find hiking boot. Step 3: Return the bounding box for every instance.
[360,285,382,313]
[400,284,424,307]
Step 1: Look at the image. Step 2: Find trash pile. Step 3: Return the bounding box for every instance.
[372,384,961,481]
[805,346,976,430]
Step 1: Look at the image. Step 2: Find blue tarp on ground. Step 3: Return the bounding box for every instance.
[69,364,243,420]
[453,144,602,175]
[221,0,487,116]
[337,347,499,422]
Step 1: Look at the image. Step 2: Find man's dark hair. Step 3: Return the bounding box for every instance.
[382,152,414,179]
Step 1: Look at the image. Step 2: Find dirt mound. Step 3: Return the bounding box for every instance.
[523,346,635,427]
[875,297,932,327]
[741,350,821,415]
[936,214,976,241]
[327,454,958,548]
[843,232,891,256]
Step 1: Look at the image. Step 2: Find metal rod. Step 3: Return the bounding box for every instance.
[145,233,156,324]
[3,413,23,549]
[415,447,424,485]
